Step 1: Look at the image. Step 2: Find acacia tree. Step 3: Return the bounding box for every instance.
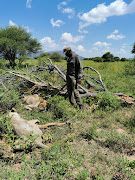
[131,43,135,54]
[102,52,114,62]
[0,26,41,67]
[50,52,63,62]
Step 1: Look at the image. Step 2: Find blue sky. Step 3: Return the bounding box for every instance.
[0,0,135,58]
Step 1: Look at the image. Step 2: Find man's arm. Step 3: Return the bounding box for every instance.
[76,55,83,84]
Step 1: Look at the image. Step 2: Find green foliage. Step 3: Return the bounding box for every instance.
[82,96,98,106]
[114,56,120,61]
[93,57,104,62]
[127,160,135,169]
[103,130,134,152]
[50,52,63,62]
[84,56,130,62]
[76,168,90,180]
[131,42,135,54]
[0,26,41,67]
[121,57,129,61]
[42,133,52,143]
[39,52,50,58]
[81,123,99,141]
[0,57,135,180]
[0,114,17,148]
[124,60,135,75]
[39,142,82,179]
[123,112,135,132]
[47,95,77,120]
[13,133,39,151]
[17,54,29,65]
[84,57,104,62]
[34,52,51,59]
[102,52,114,62]
[95,92,122,111]
[0,88,21,113]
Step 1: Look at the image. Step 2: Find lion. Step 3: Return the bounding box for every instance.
[8,108,70,150]
[23,94,47,111]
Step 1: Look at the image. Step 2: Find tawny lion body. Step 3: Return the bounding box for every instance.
[8,109,70,150]
[23,94,47,111]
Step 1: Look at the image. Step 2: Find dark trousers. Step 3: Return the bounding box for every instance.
[66,75,82,106]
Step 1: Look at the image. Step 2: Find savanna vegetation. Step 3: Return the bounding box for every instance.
[84,52,133,62]
[0,26,41,67]
[0,26,135,179]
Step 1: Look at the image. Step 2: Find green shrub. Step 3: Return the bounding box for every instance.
[81,123,98,141]
[47,95,77,120]
[76,168,90,180]
[124,60,135,75]
[95,92,122,111]
[82,96,98,106]
[103,131,134,152]
[0,114,16,148]
[40,142,83,179]
[0,88,21,113]
[123,112,135,132]
[50,52,63,62]
[127,160,135,169]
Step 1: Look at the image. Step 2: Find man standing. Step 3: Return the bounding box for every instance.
[63,47,83,111]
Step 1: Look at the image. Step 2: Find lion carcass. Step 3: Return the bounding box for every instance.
[23,94,47,111]
[8,108,70,150]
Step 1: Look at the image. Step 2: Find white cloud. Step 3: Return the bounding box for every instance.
[26,0,32,8]
[40,37,59,51]
[77,43,131,59]
[118,48,127,54]
[78,0,135,31]
[62,8,75,18]
[113,29,119,34]
[125,0,135,13]
[90,41,112,57]
[57,1,67,10]
[9,20,31,33]
[107,34,125,40]
[50,18,65,27]
[107,30,125,40]
[93,41,111,47]
[92,47,98,51]
[78,29,88,34]
[9,20,17,26]
[121,43,127,49]
[58,1,75,18]
[77,45,86,52]
[24,26,31,33]
[60,32,84,43]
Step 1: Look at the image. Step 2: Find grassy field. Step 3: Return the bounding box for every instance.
[0,57,135,179]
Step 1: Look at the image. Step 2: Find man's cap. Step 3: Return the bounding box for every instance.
[63,46,71,54]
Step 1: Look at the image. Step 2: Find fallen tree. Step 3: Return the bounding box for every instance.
[0,58,135,105]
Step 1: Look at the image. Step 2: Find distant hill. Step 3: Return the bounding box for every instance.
[30,50,85,60]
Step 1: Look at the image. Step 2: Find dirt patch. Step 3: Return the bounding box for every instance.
[126,147,135,161]
[116,128,127,134]
[0,137,12,159]
[125,111,133,118]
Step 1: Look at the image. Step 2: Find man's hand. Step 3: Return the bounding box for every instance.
[77,78,82,84]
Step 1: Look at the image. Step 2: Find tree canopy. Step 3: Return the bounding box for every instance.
[102,52,114,62]
[131,43,135,54]
[50,52,63,62]
[0,26,41,67]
